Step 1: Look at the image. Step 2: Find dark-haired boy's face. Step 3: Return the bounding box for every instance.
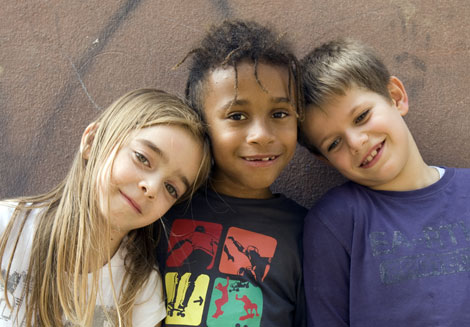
[202,61,297,199]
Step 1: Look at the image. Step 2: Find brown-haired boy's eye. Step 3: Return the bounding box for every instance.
[328,139,340,152]
[355,109,370,124]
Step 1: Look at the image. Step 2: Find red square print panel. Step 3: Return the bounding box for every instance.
[166,219,222,270]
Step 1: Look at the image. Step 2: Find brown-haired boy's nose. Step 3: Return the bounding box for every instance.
[346,129,368,154]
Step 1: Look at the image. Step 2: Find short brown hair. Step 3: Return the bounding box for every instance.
[299,38,391,155]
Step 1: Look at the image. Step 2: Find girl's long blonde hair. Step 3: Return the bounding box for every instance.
[0,89,211,326]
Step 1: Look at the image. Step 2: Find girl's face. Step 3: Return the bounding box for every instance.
[99,124,203,237]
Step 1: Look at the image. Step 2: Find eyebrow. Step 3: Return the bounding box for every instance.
[220,96,292,112]
[139,139,167,162]
[137,139,191,191]
[348,104,364,116]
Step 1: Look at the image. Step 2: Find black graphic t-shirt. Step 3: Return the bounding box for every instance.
[158,188,307,327]
[304,167,470,326]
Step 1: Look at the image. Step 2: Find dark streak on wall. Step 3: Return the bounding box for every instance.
[2,1,470,208]
[209,0,234,18]
[13,0,143,196]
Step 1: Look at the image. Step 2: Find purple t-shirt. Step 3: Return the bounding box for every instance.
[304,167,470,326]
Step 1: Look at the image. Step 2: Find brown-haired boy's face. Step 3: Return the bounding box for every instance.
[303,80,421,191]
[202,61,297,199]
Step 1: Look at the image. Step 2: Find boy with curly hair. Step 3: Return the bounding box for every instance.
[158,20,306,327]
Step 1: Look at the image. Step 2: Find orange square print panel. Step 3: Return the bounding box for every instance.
[219,227,277,282]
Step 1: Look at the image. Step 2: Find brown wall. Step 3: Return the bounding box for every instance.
[1,1,469,208]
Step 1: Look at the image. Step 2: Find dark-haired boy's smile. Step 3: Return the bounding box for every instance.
[242,154,280,167]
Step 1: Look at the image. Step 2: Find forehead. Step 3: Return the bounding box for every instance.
[127,125,201,174]
[202,60,292,108]
[128,124,197,149]
[308,87,375,116]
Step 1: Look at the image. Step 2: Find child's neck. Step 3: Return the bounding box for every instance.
[107,229,126,264]
[210,178,273,199]
[372,159,440,192]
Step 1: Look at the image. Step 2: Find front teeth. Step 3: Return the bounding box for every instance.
[362,144,382,166]
[245,156,275,161]
[365,150,378,163]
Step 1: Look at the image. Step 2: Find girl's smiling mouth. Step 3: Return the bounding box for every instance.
[120,190,142,214]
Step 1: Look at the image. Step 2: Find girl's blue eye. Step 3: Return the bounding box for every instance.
[355,109,370,124]
[328,139,340,152]
[165,182,178,199]
[135,152,150,166]
[272,111,288,119]
[228,113,247,121]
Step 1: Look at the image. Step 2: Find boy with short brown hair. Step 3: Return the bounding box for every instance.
[300,38,470,326]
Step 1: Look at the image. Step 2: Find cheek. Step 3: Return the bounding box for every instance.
[210,130,240,150]
[328,152,351,172]
[152,198,175,220]
[279,125,298,151]
[110,156,134,185]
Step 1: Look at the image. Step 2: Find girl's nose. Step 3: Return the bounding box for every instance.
[139,178,160,199]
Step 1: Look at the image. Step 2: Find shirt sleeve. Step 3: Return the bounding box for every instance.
[303,210,350,327]
[132,269,167,327]
[294,269,307,327]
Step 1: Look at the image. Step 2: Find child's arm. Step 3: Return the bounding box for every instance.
[132,268,167,326]
[303,209,351,327]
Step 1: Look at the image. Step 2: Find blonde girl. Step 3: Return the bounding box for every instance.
[0,89,211,326]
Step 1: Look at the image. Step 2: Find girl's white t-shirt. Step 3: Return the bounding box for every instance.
[0,202,166,326]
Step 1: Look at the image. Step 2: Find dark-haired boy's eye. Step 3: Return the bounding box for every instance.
[134,152,150,167]
[355,109,370,124]
[328,139,340,152]
[272,111,288,118]
[228,113,247,121]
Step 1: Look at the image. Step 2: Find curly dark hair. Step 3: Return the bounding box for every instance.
[176,19,303,121]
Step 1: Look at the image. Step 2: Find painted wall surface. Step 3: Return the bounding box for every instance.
[1,1,469,208]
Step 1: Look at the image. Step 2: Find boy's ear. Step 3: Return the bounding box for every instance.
[388,76,409,116]
[80,122,99,160]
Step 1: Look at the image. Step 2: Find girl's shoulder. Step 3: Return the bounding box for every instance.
[0,200,20,218]
[0,201,44,234]
[0,200,21,237]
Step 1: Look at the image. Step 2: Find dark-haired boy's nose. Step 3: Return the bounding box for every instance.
[246,119,275,145]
